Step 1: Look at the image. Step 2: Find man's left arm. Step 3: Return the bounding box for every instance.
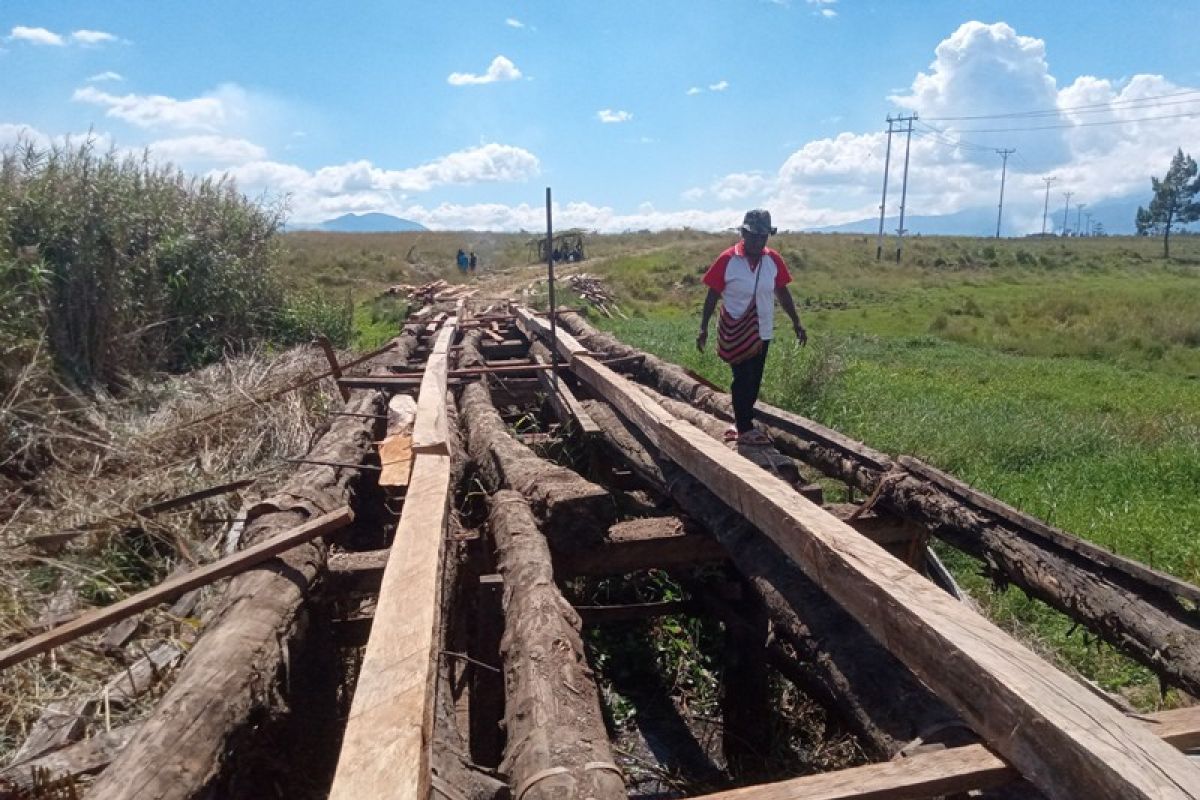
[775,286,807,345]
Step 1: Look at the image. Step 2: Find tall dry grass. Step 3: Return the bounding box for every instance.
[0,137,353,480]
[0,344,343,766]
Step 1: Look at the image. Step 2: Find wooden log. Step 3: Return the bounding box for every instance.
[0,508,352,670]
[581,399,960,759]
[459,381,612,542]
[683,705,1200,800]
[561,311,1200,697]
[898,455,1200,605]
[564,356,1200,797]
[88,387,387,800]
[0,724,140,793]
[489,490,626,800]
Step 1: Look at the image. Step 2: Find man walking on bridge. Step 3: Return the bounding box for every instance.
[696,209,806,445]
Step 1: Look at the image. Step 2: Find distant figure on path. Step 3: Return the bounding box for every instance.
[469,251,478,274]
[456,248,468,274]
[696,209,806,446]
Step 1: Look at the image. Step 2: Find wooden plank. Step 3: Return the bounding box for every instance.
[379,395,418,488]
[0,507,354,670]
[686,705,1200,800]
[543,312,1200,799]
[654,417,1200,800]
[327,452,452,800]
[513,306,589,359]
[898,455,1200,605]
[554,518,727,576]
[531,357,601,437]
[410,320,456,454]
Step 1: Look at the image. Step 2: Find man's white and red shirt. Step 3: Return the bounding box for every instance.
[702,241,792,340]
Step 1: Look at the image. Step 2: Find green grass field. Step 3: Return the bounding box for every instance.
[569,234,1200,700]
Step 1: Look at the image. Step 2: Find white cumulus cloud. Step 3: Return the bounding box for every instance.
[146,135,267,166]
[505,18,525,28]
[686,87,703,96]
[73,86,223,131]
[9,26,64,46]
[71,29,117,45]
[709,80,729,92]
[597,109,632,123]
[87,71,124,83]
[447,55,522,86]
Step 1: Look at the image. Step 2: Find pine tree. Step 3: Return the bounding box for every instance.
[1135,149,1200,258]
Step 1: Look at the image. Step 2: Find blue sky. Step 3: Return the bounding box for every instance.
[3,1,1197,231]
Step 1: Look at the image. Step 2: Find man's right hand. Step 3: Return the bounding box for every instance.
[696,328,708,352]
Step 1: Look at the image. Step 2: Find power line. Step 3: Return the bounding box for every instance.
[921,88,1200,121]
[950,109,1200,134]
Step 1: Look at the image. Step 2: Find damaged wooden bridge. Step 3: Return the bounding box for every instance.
[4,301,1200,800]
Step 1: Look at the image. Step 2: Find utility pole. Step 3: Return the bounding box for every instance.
[1061,191,1074,236]
[1076,203,1087,236]
[894,113,917,263]
[1084,211,1093,237]
[875,116,896,261]
[995,148,1015,238]
[1041,176,1057,235]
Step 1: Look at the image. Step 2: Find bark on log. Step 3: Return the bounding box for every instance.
[580,399,961,758]
[562,312,1200,697]
[489,490,626,800]
[87,386,389,800]
[459,381,612,544]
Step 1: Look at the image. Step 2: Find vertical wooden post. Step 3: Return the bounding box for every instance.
[315,335,351,403]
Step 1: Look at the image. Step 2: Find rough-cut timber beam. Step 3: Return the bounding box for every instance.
[683,705,1200,800]
[88,386,390,800]
[528,340,601,437]
[523,309,1200,800]
[581,399,959,759]
[553,517,728,577]
[458,334,612,540]
[329,318,458,800]
[559,311,1200,697]
[489,491,626,800]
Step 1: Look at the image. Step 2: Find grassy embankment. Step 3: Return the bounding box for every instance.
[564,232,1200,701]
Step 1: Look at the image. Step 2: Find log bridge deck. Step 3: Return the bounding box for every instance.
[3,301,1200,800]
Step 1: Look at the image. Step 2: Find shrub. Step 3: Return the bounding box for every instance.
[0,137,286,385]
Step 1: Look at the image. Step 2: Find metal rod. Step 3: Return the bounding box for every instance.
[284,458,382,471]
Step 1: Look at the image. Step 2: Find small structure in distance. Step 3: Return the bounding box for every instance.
[529,229,587,263]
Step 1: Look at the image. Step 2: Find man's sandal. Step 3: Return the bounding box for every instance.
[722,427,739,443]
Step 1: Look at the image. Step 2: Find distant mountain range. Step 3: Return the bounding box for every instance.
[290,213,428,232]
[813,195,1150,237]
